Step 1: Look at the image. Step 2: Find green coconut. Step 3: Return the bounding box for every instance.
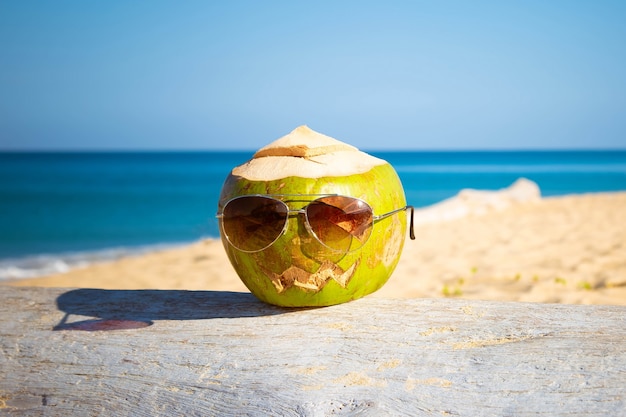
[218,125,409,307]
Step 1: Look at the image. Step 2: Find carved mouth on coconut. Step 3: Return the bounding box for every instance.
[261,260,359,294]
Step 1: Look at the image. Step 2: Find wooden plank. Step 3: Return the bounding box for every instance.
[1,286,624,416]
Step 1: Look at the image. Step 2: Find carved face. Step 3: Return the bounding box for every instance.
[217,126,409,307]
[218,165,408,307]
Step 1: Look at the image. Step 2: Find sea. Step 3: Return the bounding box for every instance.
[1,150,625,281]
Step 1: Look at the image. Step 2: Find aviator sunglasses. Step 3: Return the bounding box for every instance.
[217,194,415,253]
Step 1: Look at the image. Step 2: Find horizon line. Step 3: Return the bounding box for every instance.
[2,148,626,153]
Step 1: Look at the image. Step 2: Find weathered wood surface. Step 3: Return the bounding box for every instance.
[1,287,624,416]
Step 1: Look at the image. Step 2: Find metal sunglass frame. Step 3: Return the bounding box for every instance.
[216,194,415,253]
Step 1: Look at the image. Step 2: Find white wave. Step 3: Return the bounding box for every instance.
[0,242,193,282]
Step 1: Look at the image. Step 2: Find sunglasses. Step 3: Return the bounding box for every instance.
[217,194,415,253]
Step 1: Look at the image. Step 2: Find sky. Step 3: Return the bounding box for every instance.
[1,1,625,151]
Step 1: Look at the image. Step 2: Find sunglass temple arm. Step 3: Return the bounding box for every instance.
[374,206,416,240]
[407,206,415,240]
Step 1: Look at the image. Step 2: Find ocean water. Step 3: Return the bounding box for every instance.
[1,150,625,280]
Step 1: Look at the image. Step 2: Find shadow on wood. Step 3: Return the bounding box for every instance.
[53,288,294,331]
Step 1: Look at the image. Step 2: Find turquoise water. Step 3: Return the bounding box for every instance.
[1,150,625,277]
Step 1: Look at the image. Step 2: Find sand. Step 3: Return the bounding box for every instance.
[6,190,626,306]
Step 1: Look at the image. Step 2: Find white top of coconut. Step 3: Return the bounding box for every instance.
[232,126,386,181]
[253,125,358,158]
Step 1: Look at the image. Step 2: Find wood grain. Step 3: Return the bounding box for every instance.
[1,286,624,416]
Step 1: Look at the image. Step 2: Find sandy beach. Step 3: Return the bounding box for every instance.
[5,189,626,306]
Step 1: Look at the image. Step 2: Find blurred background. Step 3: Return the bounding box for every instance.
[1,1,625,279]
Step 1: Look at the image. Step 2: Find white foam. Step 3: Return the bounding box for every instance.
[0,242,192,282]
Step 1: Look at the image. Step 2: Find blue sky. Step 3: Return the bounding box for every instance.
[1,1,625,150]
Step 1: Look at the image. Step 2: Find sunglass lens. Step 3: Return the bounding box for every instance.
[222,196,288,252]
[306,196,374,251]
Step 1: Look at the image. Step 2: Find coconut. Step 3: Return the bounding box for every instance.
[218,125,410,307]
